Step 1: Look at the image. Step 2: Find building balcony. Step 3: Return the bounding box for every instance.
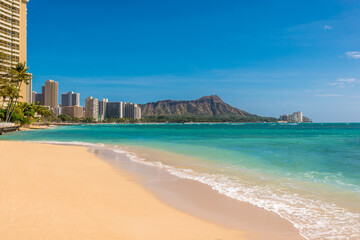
[0,10,20,19]
[2,0,20,8]
[0,6,20,18]
[0,32,19,42]
[0,16,20,27]
[0,27,20,37]
[0,18,19,30]
[0,45,20,55]
[0,60,18,68]
[0,40,20,50]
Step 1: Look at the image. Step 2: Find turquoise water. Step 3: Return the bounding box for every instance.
[2,123,360,239]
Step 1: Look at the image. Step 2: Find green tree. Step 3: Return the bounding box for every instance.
[2,63,32,122]
[58,114,72,122]
[4,103,54,125]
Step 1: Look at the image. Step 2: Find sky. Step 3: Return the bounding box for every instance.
[28,0,360,122]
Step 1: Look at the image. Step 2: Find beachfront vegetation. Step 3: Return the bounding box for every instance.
[0,62,53,124]
[141,115,278,123]
[0,102,53,125]
[0,63,31,122]
[102,118,139,123]
[0,62,39,123]
[55,115,140,124]
[56,115,99,123]
[53,115,277,124]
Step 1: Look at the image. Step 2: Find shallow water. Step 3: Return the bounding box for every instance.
[2,123,360,239]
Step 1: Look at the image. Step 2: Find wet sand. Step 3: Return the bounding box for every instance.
[92,146,304,240]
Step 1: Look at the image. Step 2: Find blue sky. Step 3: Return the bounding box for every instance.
[29,0,360,122]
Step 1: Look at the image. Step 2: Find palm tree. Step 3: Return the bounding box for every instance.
[0,79,17,109]
[0,52,9,109]
[5,63,31,122]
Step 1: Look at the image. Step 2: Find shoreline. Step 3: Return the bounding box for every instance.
[0,141,249,240]
[0,140,304,239]
[92,145,304,240]
[2,124,360,239]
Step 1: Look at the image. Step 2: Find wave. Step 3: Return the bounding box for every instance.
[302,171,360,194]
[112,148,360,240]
[28,140,105,147]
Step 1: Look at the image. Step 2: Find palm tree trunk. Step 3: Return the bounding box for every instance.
[1,98,6,108]
[5,96,14,122]
[7,82,22,122]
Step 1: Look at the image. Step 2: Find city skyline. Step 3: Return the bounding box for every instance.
[32,80,140,108]
[27,0,360,122]
[32,78,142,121]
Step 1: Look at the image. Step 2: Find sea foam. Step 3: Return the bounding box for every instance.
[112,148,360,240]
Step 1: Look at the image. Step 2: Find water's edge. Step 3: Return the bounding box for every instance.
[28,140,306,240]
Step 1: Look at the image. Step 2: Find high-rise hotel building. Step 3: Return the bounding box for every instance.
[85,96,99,120]
[61,91,80,107]
[0,0,29,103]
[44,79,58,109]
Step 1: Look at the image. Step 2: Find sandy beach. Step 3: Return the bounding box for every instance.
[0,141,303,240]
[0,141,248,240]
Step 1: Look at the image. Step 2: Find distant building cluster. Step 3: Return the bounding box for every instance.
[97,99,141,120]
[279,111,312,123]
[32,80,141,121]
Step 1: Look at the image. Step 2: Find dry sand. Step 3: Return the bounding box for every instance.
[0,141,249,240]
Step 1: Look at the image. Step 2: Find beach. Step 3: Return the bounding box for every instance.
[0,141,304,240]
[2,123,360,239]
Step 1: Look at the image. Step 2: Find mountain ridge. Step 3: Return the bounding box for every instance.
[139,95,255,117]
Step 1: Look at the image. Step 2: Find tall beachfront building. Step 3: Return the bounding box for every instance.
[106,102,124,119]
[61,91,80,107]
[98,98,108,121]
[62,105,83,119]
[85,96,98,120]
[0,0,29,103]
[280,111,309,123]
[124,103,141,120]
[44,79,58,109]
[100,101,141,120]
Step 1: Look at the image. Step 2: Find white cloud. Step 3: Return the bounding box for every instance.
[316,94,360,98]
[329,78,358,88]
[345,51,360,60]
[324,25,332,30]
[316,94,341,97]
[328,82,345,87]
[339,78,356,83]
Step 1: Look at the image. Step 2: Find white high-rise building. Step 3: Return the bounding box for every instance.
[98,98,108,121]
[31,91,36,104]
[124,103,142,120]
[44,80,59,109]
[54,105,62,117]
[294,111,303,123]
[290,111,303,123]
[85,96,99,120]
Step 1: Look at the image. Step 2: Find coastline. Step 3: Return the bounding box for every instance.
[0,141,248,240]
[0,140,304,240]
[93,145,304,240]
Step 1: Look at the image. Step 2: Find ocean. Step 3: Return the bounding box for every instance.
[2,123,360,240]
